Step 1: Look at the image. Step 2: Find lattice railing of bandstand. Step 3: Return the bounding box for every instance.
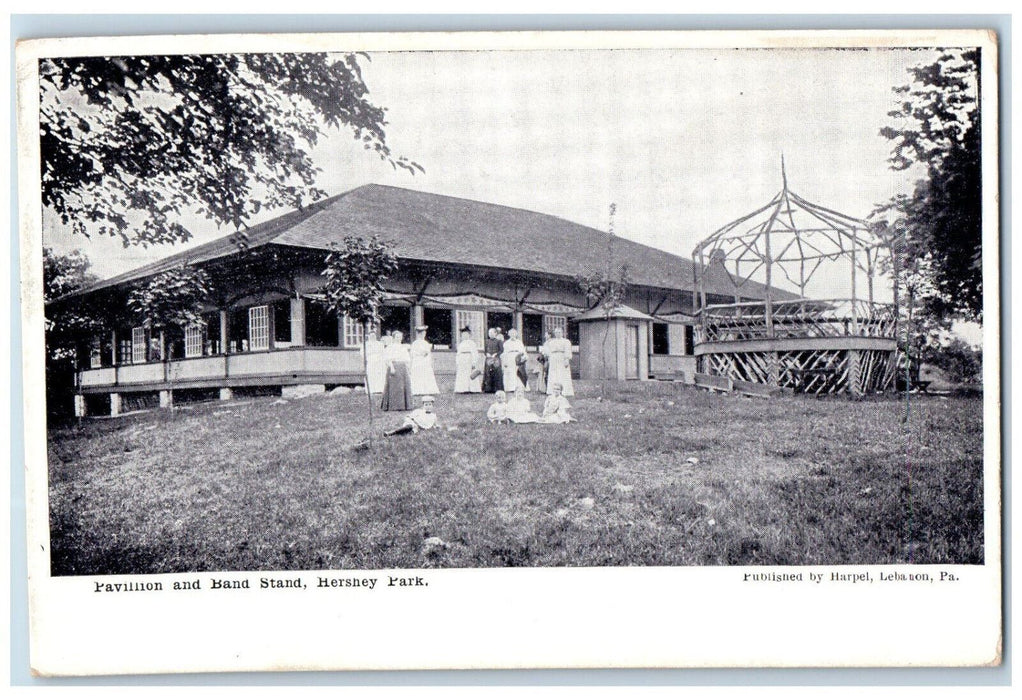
[702,346,897,395]
[696,299,897,344]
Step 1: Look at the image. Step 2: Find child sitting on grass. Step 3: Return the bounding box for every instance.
[539,383,575,424]
[507,386,540,424]
[487,390,509,424]
[384,395,438,436]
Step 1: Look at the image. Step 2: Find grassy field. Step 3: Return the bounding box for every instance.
[47,381,984,575]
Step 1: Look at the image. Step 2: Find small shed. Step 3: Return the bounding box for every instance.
[575,304,655,381]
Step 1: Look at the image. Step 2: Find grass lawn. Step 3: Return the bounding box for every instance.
[47,381,984,575]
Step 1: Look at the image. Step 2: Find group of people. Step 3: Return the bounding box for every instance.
[364,322,575,413]
[362,325,441,413]
[368,323,577,440]
[457,325,575,398]
[487,384,575,425]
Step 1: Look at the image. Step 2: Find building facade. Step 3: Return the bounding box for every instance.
[52,184,787,415]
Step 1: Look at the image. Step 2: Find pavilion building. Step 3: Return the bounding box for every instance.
[50,184,794,415]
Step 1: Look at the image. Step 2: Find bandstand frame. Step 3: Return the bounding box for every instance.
[692,165,899,396]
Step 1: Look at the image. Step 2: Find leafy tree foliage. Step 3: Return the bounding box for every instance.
[43,246,101,361]
[921,336,982,385]
[321,235,399,327]
[322,235,399,445]
[875,49,982,321]
[41,52,422,247]
[126,265,212,335]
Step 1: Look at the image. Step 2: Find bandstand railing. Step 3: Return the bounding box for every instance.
[697,299,897,344]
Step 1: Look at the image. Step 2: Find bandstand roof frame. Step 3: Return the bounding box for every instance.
[692,161,893,308]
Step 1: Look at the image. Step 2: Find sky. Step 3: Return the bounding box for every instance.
[44,46,940,298]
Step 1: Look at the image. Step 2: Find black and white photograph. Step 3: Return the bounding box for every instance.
[16,28,1001,674]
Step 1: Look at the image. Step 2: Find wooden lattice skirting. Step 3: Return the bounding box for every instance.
[700,348,896,396]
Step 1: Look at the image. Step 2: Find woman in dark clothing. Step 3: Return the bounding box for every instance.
[482,327,504,394]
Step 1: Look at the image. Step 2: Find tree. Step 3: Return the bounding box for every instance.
[43,247,102,418]
[43,247,101,361]
[576,203,629,394]
[127,265,213,405]
[321,235,399,447]
[41,52,423,247]
[875,49,982,321]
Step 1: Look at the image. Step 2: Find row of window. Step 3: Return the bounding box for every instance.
[87,302,692,369]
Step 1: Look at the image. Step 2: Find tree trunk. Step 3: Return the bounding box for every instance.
[363,334,374,450]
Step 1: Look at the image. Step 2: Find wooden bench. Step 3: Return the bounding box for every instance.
[693,373,733,393]
[732,379,791,399]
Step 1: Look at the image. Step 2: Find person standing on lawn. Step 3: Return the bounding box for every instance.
[362,327,386,395]
[410,325,441,396]
[533,331,551,394]
[380,330,413,411]
[482,327,504,394]
[545,326,574,397]
[454,326,482,393]
[501,327,527,392]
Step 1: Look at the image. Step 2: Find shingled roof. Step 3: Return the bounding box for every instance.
[68,184,795,300]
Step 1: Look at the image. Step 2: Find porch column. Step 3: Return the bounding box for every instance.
[110,330,118,365]
[219,310,229,354]
[847,350,863,397]
[412,304,424,335]
[159,390,173,408]
[110,392,122,417]
[290,297,306,346]
[74,394,86,418]
[514,310,524,333]
[158,331,166,361]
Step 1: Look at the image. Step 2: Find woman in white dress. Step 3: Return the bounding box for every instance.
[453,326,482,393]
[362,328,386,394]
[545,326,574,397]
[501,328,527,392]
[409,325,441,396]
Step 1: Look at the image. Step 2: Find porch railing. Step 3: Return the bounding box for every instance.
[696,299,897,344]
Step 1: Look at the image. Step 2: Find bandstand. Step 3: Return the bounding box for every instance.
[692,168,898,396]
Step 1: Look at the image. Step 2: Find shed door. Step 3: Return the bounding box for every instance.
[624,324,640,379]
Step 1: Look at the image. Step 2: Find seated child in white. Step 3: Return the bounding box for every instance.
[507,386,540,424]
[487,390,508,424]
[539,383,575,424]
[385,396,438,435]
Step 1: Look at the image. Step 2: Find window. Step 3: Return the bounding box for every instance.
[184,324,205,358]
[90,337,102,369]
[652,323,670,355]
[522,313,544,347]
[543,315,567,338]
[116,330,132,365]
[131,327,147,364]
[487,311,514,336]
[342,314,365,348]
[379,305,411,338]
[248,305,270,351]
[305,300,339,347]
[423,307,453,348]
[567,320,580,346]
[273,299,291,345]
[228,309,249,352]
[455,310,485,346]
